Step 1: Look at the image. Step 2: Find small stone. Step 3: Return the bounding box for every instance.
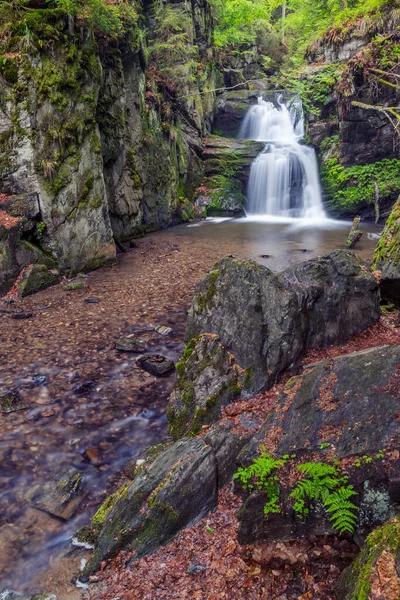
[154,324,172,335]
[11,312,33,320]
[115,337,147,353]
[64,282,85,291]
[187,561,206,575]
[0,389,28,414]
[83,447,103,466]
[137,354,175,377]
[73,380,95,396]
[84,297,100,304]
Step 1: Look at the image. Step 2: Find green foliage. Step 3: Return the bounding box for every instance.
[321,157,400,211]
[290,462,358,534]
[235,455,359,535]
[274,64,343,116]
[148,4,200,87]
[209,0,281,49]
[234,449,288,515]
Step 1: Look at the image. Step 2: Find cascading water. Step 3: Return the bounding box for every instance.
[240,95,326,219]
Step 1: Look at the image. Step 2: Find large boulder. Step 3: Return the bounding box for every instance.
[81,420,254,575]
[167,334,243,440]
[236,345,400,546]
[185,251,381,393]
[82,422,253,575]
[373,196,400,304]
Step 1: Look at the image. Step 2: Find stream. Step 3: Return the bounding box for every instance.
[0,215,382,597]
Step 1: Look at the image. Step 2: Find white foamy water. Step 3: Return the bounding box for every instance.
[239,96,326,219]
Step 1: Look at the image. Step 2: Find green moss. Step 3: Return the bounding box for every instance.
[373,197,400,269]
[244,367,254,389]
[64,282,85,291]
[342,518,400,600]
[321,157,400,212]
[91,482,131,528]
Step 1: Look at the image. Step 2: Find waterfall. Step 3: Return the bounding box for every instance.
[240,95,326,219]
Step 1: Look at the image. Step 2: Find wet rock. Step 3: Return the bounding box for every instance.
[10,312,33,320]
[26,467,86,520]
[82,423,251,575]
[185,251,380,392]
[137,354,175,377]
[72,380,95,396]
[18,264,61,298]
[83,437,217,574]
[83,447,104,467]
[237,345,400,546]
[0,389,28,414]
[345,216,363,249]
[337,517,400,600]
[115,337,147,353]
[167,334,243,440]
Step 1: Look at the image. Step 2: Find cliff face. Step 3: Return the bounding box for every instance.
[304,5,400,219]
[0,0,216,295]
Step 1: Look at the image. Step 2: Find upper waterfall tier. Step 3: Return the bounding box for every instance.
[239,96,326,219]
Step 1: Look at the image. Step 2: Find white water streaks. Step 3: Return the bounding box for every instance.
[240,95,326,219]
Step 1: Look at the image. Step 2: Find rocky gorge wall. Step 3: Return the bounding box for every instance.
[0,0,216,295]
[302,4,400,219]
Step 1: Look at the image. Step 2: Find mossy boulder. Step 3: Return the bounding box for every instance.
[80,422,252,576]
[337,517,400,600]
[83,437,217,575]
[195,136,263,217]
[167,334,243,440]
[373,196,400,304]
[186,251,380,393]
[18,264,60,297]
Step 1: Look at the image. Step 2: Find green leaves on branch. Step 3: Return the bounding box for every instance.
[235,452,359,535]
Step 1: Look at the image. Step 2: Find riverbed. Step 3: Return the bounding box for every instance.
[0,216,381,596]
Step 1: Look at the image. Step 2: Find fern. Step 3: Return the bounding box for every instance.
[234,449,287,515]
[290,462,358,534]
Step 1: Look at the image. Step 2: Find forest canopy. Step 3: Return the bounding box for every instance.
[210,0,398,65]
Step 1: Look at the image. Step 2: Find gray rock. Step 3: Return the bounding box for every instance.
[18,264,61,297]
[185,251,380,393]
[167,334,243,440]
[82,422,251,575]
[26,467,86,520]
[137,354,175,377]
[84,437,217,574]
[236,345,400,546]
[0,389,28,414]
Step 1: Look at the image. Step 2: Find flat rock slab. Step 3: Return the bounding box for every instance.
[137,354,175,377]
[115,337,148,353]
[25,467,86,520]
